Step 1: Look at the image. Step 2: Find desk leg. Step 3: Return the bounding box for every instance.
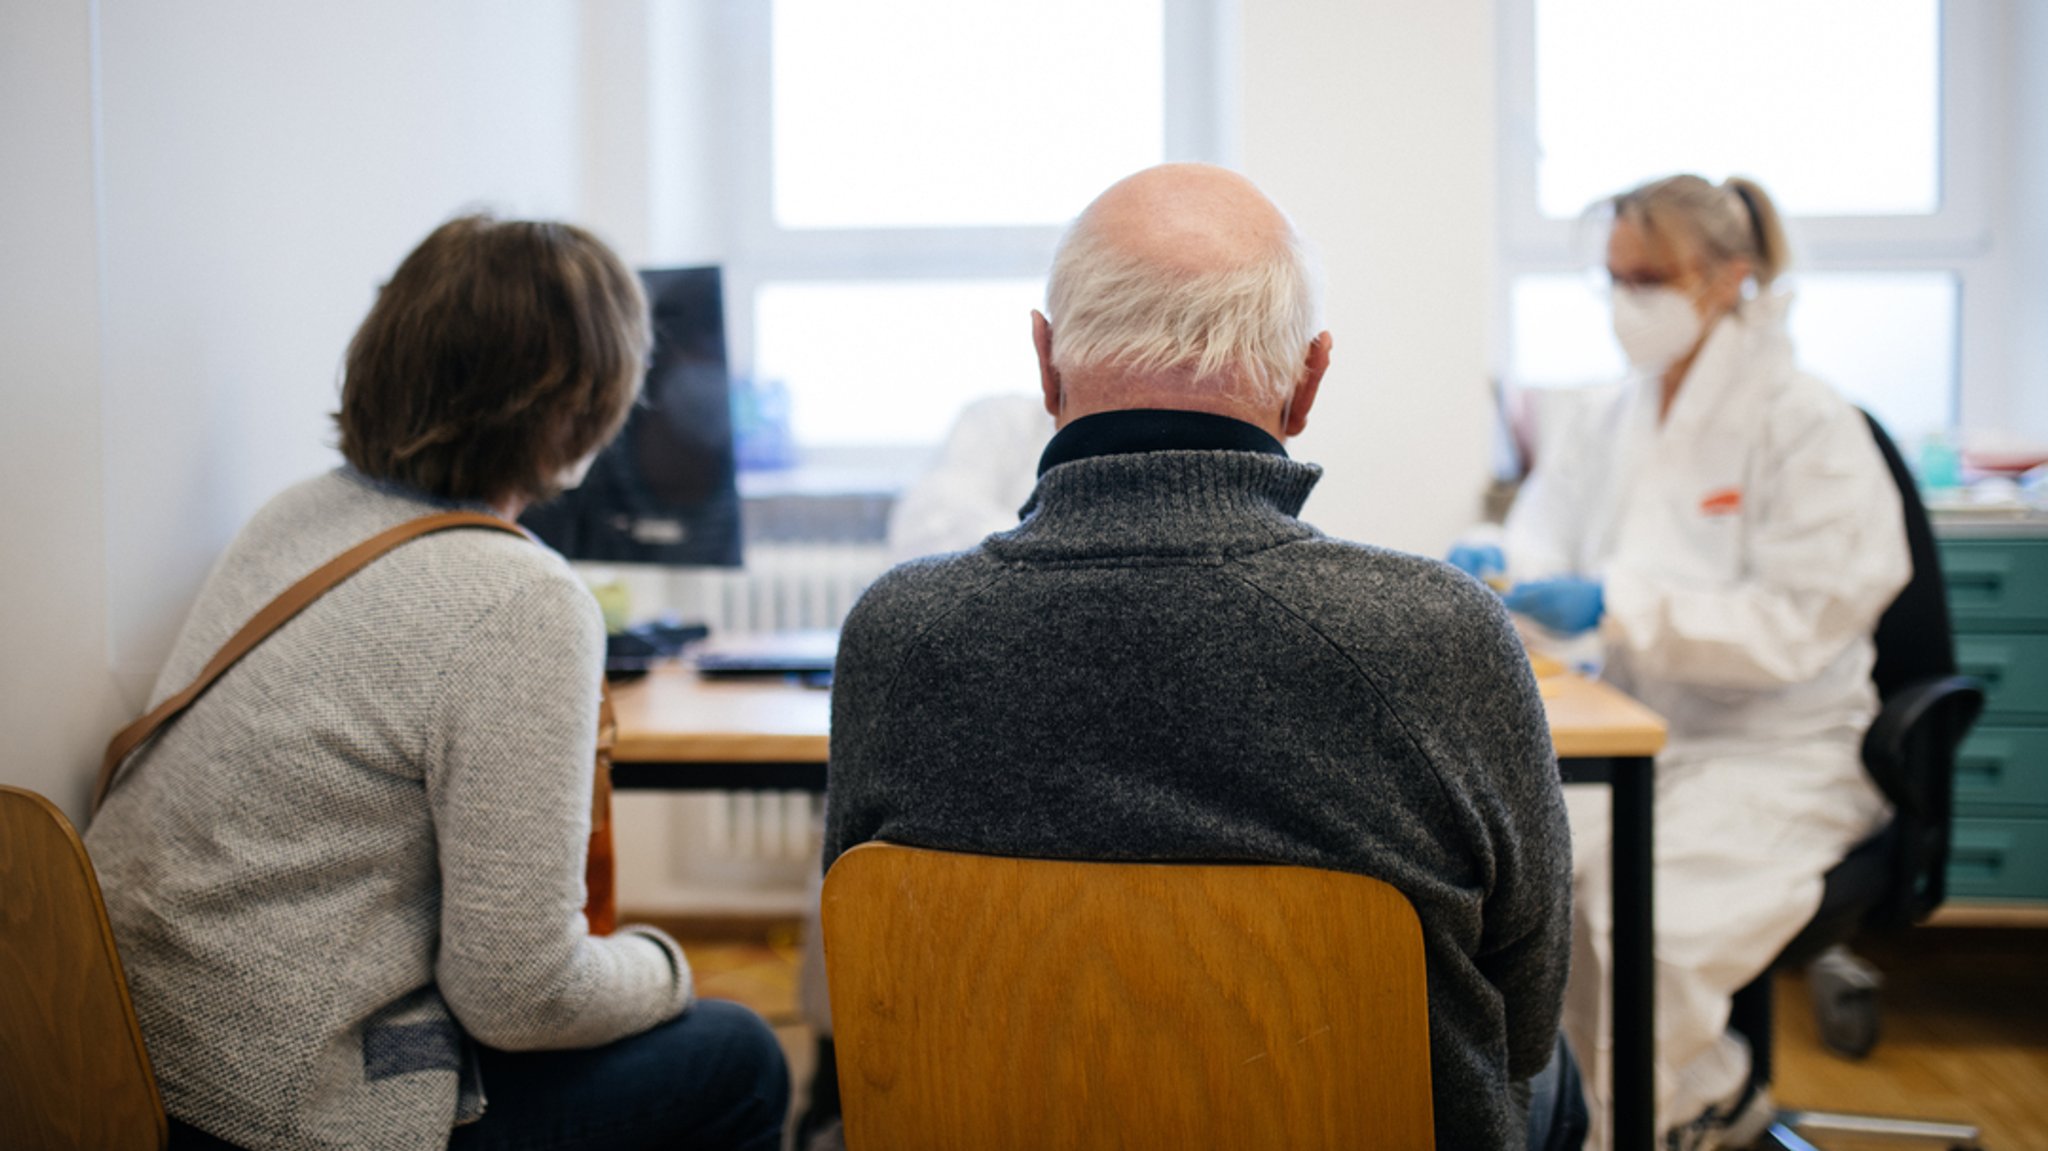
[1611,755,1655,1150]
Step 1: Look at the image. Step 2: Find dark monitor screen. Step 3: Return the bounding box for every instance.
[521,266,743,567]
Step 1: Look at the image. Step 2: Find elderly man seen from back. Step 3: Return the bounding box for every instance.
[823,164,1581,1151]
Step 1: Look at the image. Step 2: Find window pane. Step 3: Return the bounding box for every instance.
[772,0,1164,229]
[1506,271,1957,442]
[1787,271,1957,444]
[1534,0,1939,218]
[755,279,1046,446]
[1510,273,1626,388]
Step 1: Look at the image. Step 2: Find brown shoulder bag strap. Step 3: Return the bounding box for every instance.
[92,511,528,813]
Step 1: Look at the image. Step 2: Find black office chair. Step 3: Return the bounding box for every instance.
[1727,413,1986,1151]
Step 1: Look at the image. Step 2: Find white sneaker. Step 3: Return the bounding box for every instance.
[1662,1083,1776,1151]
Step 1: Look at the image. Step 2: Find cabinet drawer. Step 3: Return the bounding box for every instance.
[1954,727,2048,813]
[1954,635,2048,722]
[1945,818,2048,902]
[1940,539,2048,629]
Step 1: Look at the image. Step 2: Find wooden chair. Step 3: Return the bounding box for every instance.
[0,785,167,1150]
[820,843,1434,1150]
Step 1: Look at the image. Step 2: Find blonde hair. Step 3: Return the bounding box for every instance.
[1044,213,1321,407]
[1610,174,1792,289]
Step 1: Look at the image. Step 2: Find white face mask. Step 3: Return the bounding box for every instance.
[1610,285,1704,373]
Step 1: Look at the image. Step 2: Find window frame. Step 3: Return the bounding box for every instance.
[718,0,1232,463]
[1494,0,2003,432]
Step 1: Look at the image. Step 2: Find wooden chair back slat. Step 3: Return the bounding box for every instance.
[0,786,167,1150]
[822,843,1434,1151]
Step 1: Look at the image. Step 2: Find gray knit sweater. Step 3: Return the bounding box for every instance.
[85,469,692,1151]
[824,447,1572,1151]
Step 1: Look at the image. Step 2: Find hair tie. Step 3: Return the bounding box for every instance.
[1729,183,1767,258]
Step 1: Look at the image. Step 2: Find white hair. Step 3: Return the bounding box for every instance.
[1044,214,1321,407]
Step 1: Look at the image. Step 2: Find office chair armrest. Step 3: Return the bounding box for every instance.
[1861,675,1984,815]
[1862,675,1984,926]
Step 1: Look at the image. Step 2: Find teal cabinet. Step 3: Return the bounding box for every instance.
[1945,819,2048,901]
[1954,635,2048,723]
[1939,539,2048,629]
[1937,522,2048,906]
[1955,727,2048,813]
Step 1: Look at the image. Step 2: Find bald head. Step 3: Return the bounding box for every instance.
[1035,164,1330,438]
[1079,164,1299,279]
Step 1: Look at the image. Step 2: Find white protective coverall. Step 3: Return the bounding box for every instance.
[1504,292,1912,1144]
[884,393,1057,564]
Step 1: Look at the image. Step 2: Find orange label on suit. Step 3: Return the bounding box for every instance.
[1699,487,1743,516]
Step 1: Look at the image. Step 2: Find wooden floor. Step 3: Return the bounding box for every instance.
[672,918,2048,1151]
[1772,927,2048,1150]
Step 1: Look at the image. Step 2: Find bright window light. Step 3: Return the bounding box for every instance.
[1786,271,1957,443]
[771,0,1164,229]
[754,279,1047,446]
[1507,271,1957,444]
[1511,273,1626,389]
[1534,0,1940,218]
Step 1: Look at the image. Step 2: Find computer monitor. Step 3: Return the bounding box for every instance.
[521,266,743,567]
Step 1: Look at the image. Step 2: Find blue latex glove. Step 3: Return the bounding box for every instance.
[1503,577,1605,636]
[1446,543,1506,582]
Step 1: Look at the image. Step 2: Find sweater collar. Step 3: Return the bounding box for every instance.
[1036,409,1287,477]
[996,446,1323,562]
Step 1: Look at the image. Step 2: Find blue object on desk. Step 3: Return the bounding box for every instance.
[1447,543,1506,582]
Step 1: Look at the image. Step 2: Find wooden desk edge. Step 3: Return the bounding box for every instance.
[613,732,831,764]
[1551,730,1669,759]
[612,661,1665,763]
[1540,676,1669,759]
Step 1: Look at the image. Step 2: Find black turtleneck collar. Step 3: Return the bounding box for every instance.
[1036,409,1287,478]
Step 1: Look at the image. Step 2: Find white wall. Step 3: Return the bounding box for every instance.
[1,0,588,819]
[2008,1,2048,436]
[1238,1,1498,556]
[96,0,584,698]
[0,4,126,819]
[580,0,731,268]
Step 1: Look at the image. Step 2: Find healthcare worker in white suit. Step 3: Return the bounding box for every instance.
[1460,174,1912,1150]
[884,393,1056,564]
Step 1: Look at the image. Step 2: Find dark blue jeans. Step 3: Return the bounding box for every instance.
[1526,1032,1591,1151]
[169,999,788,1151]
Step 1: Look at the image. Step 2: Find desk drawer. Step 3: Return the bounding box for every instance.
[1954,635,2048,722]
[1945,818,2048,902]
[1955,727,2048,814]
[1941,539,2048,629]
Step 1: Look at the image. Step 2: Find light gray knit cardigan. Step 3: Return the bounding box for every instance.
[85,469,692,1151]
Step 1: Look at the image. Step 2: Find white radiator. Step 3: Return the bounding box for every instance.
[605,541,893,913]
[668,541,893,636]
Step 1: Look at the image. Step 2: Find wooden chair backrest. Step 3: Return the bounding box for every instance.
[0,786,167,1151]
[821,843,1434,1151]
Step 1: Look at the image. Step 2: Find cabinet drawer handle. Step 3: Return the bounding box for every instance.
[1959,663,2006,691]
[1949,849,2006,879]
[1955,758,2005,787]
[1947,572,2005,593]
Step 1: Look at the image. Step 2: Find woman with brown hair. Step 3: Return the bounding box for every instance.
[86,215,788,1151]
